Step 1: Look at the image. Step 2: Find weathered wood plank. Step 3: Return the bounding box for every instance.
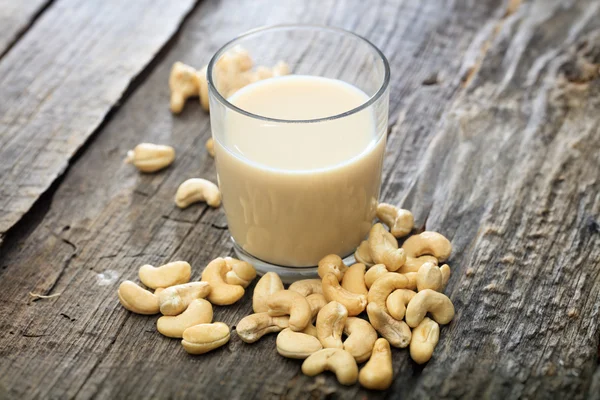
[0,0,51,57]
[0,0,198,242]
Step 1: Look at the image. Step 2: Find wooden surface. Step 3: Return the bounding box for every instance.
[0,0,599,399]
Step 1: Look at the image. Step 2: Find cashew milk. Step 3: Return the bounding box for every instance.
[214,75,386,267]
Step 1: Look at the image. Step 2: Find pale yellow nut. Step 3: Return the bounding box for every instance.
[118,280,159,315]
[157,298,213,338]
[276,328,323,359]
[158,281,211,316]
[322,273,367,316]
[399,255,438,274]
[169,62,199,114]
[175,178,221,209]
[343,317,378,363]
[416,262,443,292]
[252,272,283,313]
[302,348,358,386]
[306,293,327,321]
[364,264,388,289]
[401,231,452,262]
[376,203,414,238]
[366,302,411,348]
[289,279,323,297]
[316,301,347,349]
[138,261,191,289]
[181,322,230,355]
[355,240,374,266]
[197,65,209,111]
[359,338,393,390]
[440,264,451,289]
[405,289,455,328]
[341,263,368,296]
[267,290,311,332]
[223,257,256,288]
[317,254,347,281]
[368,223,406,271]
[125,143,175,173]
[205,138,215,157]
[213,45,254,98]
[201,257,245,305]
[409,317,439,364]
[236,312,289,343]
[386,289,416,320]
[367,272,410,310]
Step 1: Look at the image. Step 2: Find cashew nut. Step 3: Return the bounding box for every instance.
[368,223,406,271]
[175,178,221,209]
[376,203,414,238]
[289,279,323,297]
[359,338,393,390]
[341,263,368,296]
[367,272,410,310]
[317,254,347,281]
[401,231,452,262]
[201,257,245,305]
[212,45,254,99]
[343,317,378,363]
[252,272,284,313]
[169,62,199,114]
[316,301,347,349]
[223,257,256,288]
[386,289,416,320]
[399,255,438,274]
[138,261,191,289]
[322,273,367,316]
[366,302,411,348]
[409,317,439,364]
[118,281,160,315]
[440,264,451,288]
[205,138,215,157]
[405,289,455,328]
[267,290,311,331]
[158,281,211,316]
[236,312,289,343]
[125,143,175,173]
[276,328,323,359]
[364,264,388,289]
[354,240,374,266]
[306,293,327,321]
[157,298,213,338]
[301,348,358,386]
[181,322,230,355]
[416,262,443,292]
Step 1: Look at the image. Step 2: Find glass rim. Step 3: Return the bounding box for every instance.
[207,24,390,124]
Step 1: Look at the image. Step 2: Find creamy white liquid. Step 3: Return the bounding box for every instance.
[214,75,385,267]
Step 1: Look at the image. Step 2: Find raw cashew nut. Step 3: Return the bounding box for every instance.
[302,348,358,386]
[289,279,323,297]
[267,290,311,331]
[410,317,440,364]
[138,261,191,289]
[368,223,406,271]
[118,281,160,315]
[399,255,439,274]
[276,328,323,359]
[366,302,411,348]
[201,257,245,305]
[236,312,289,343]
[306,293,327,321]
[386,289,416,320]
[205,138,215,157]
[367,272,410,310]
[157,299,213,338]
[354,240,374,266]
[440,264,451,288]
[158,281,211,316]
[359,338,393,390]
[125,143,175,173]
[169,62,199,114]
[181,322,230,355]
[405,289,455,328]
[343,317,378,363]
[252,272,283,313]
[376,203,414,238]
[316,301,347,348]
[175,178,221,209]
[364,264,388,289]
[341,263,368,296]
[401,231,452,262]
[317,254,348,281]
[403,272,417,290]
[416,262,443,292]
[223,257,256,288]
[322,273,367,316]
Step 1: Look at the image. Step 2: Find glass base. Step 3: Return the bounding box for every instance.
[231,237,356,284]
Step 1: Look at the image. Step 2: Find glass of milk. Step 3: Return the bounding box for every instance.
[208,25,389,281]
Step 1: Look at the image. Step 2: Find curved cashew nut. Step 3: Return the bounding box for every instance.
[267,290,311,331]
[252,272,284,313]
[401,231,452,262]
[366,302,411,348]
[306,293,327,321]
[364,264,388,289]
[125,143,176,173]
[416,262,443,292]
[367,272,410,310]
[399,255,438,274]
[322,273,367,316]
[386,289,416,320]
[316,301,347,349]
[440,264,451,288]
[236,312,289,343]
[317,254,348,281]
[201,257,245,305]
[158,281,211,316]
[405,289,455,328]
[343,317,378,363]
[118,281,160,315]
[175,178,221,209]
[181,322,230,355]
[368,223,406,271]
[157,298,213,338]
[354,240,374,266]
[377,203,414,238]
[223,257,256,288]
[276,328,323,359]
[289,279,323,297]
[410,317,440,364]
[302,348,358,386]
[359,338,393,390]
[341,263,368,296]
[138,261,191,289]
[169,62,199,114]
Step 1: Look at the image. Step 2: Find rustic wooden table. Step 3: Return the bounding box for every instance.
[1,0,599,399]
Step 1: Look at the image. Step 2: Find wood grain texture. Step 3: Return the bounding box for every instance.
[0,0,198,242]
[0,0,51,57]
[0,0,599,399]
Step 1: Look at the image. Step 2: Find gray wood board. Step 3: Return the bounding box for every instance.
[0,0,51,57]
